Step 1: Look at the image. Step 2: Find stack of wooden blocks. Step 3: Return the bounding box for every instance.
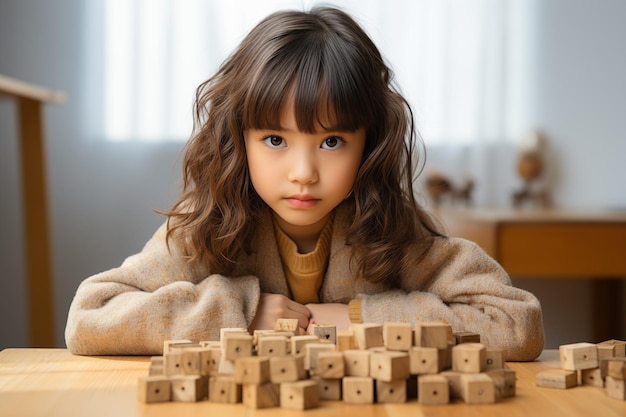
[137,319,515,408]
[536,339,626,401]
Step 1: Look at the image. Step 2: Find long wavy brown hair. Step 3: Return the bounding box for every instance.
[165,6,442,286]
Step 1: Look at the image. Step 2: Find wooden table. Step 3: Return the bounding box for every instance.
[0,348,624,417]
[434,208,626,342]
[0,75,66,348]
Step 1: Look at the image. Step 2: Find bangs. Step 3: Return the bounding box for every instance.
[241,24,379,133]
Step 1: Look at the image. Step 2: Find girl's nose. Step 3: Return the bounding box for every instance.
[288,150,319,184]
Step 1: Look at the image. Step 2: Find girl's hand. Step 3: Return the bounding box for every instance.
[305,303,350,331]
[248,293,311,334]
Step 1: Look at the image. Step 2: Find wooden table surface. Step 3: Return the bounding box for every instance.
[1,349,624,417]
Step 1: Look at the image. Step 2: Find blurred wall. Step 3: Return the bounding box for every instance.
[1,0,625,350]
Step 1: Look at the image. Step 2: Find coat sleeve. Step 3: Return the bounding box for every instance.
[355,237,544,361]
[64,223,260,355]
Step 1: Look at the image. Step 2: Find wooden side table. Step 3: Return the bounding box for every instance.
[0,74,66,347]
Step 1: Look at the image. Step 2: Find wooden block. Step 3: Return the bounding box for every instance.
[581,367,604,387]
[257,336,289,357]
[351,323,384,350]
[309,323,337,344]
[459,373,495,404]
[164,351,184,376]
[376,379,407,403]
[606,376,626,401]
[137,375,171,403]
[291,335,319,355]
[486,368,516,398]
[536,369,577,389]
[209,375,242,403]
[485,349,505,370]
[452,343,486,373]
[181,347,212,375]
[207,346,221,376]
[170,375,208,402]
[148,356,164,376]
[312,376,342,400]
[343,349,371,377]
[336,330,356,351]
[199,340,220,348]
[163,339,192,355]
[222,333,253,361]
[607,358,626,380]
[219,327,248,342]
[383,322,413,351]
[440,370,464,399]
[269,354,306,383]
[454,331,481,344]
[234,356,270,385]
[369,351,410,382]
[559,342,598,371]
[303,343,335,371]
[598,339,626,359]
[418,374,450,405]
[242,382,279,409]
[414,321,450,349]
[314,351,345,378]
[342,376,374,404]
[409,346,440,375]
[280,380,319,410]
[275,318,299,333]
[218,358,236,375]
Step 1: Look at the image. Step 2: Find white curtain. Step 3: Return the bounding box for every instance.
[92,0,533,206]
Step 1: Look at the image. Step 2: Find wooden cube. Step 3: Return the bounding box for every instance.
[164,351,184,376]
[274,318,299,333]
[454,331,480,344]
[218,358,236,375]
[383,322,413,351]
[581,367,604,387]
[343,349,371,377]
[559,342,598,371]
[485,349,505,370]
[459,373,495,404]
[351,323,384,350]
[342,376,374,404]
[170,375,208,402]
[486,368,516,398]
[234,356,270,385]
[336,330,356,351]
[418,374,450,405]
[257,336,289,357]
[219,327,248,341]
[269,354,306,383]
[409,346,440,375]
[535,369,577,389]
[607,358,626,380]
[280,380,319,410]
[376,379,407,403]
[207,346,221,376]
[162,339,192,355]
[291,335,319,355]
[137,375,171,403]
[314,351,345,378]
[209,375,241,403]
[303,343,335,371]
[414,321,450,349]
[181,347,212,375]
[242,382,279,409]
[369,351,410,382]
[222,333,253,361]
[440,370,463,399]
[148,356,164,376]
[606,376,626,401]
[452,343,486,373]
[309,323,337,344]
[312,376,342,400]
[598,339,626,359]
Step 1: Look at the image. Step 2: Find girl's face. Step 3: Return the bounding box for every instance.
[244,103,365,243]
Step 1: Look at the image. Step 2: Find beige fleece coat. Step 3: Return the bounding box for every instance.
[65,204,544,360]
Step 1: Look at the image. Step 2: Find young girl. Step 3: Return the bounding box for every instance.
[65,6,544,360]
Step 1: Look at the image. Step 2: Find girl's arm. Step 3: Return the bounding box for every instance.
[351,237,545,361]
[65,223,261,355]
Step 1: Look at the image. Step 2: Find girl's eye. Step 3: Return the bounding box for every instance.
[321,136,344,150]
[263,135,286,148]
